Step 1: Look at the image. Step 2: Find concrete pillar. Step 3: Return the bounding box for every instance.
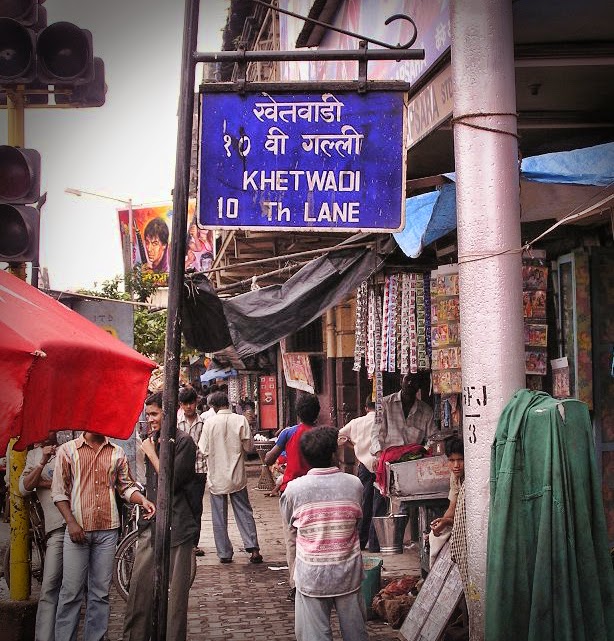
[450,0,526,637]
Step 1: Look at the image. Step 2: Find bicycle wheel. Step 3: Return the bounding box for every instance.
[112,530,197,602]
[3,540,44,587]
[113,529,139,601]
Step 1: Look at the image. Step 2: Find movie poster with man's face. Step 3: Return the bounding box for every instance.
[118,199,214,287]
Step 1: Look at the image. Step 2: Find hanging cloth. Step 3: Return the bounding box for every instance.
[486,389,614,641]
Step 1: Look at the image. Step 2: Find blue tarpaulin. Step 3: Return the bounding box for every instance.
[394,142,614,258]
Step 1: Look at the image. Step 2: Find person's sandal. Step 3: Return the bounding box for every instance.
[249,552,263,564]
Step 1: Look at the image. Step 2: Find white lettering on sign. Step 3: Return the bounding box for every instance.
[264,127,289,156]
[304,201,360,223]
[301,125,364,157]
[253,93,344,124]
[242,170,361,192]
[261,202,291,222]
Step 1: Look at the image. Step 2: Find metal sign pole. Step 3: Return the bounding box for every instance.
[152,0,199,638]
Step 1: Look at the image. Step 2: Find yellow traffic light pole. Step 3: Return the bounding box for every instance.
[6,90,32,602]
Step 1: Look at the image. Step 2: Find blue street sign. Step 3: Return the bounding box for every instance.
[198,90,406,232]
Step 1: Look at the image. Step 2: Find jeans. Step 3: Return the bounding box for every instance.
[209,487,260,560]
[35,526,65,641]
[295,589,369,641]
[55,528,118,641]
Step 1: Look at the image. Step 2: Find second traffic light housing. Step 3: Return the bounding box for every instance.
[0,146,40,204]
[0,204,40,262]
[0,146,41,263]
[37,21,94,85]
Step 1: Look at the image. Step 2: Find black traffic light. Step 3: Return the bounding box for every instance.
[0,145,40,262]
[0,145,40,203]
[37,21,93,85]
[0,0,39,26]
[56,57,105,107]
[0,17,37,83]
[0,17,94,86]
[0,203,39,261]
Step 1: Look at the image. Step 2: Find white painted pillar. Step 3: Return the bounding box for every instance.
[450,0,526,637]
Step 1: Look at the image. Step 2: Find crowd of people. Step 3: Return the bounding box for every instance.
[8,371,464,641]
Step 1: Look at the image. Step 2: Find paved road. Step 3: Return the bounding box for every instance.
[1,464,421,640]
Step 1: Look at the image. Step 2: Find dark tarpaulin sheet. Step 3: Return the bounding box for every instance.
[486,389,614,641]
[182,274,234,353]
[182,244,385,359]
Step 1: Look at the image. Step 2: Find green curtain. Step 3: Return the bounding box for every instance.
[486,389,614,641]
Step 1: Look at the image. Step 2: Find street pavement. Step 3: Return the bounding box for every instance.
[1,462,421,640]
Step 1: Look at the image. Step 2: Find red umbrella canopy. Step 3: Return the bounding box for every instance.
[0,270,157,455]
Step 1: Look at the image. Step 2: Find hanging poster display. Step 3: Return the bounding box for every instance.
[430,266,461,394]
[523,253,548,378]
[117,198,214,287]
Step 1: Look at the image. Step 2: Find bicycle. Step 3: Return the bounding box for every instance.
[112,502,197,601]
[3,493,46,586]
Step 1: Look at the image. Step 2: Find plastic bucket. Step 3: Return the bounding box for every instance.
[361,556,383,620]
[372,514,409,554]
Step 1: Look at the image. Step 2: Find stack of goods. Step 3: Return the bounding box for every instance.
[430,266,462,394]
[353,273,432,376]
[522,253,548,388]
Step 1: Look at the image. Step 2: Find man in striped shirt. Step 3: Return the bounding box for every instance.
[51,431,155,641]
[281,427,368,641]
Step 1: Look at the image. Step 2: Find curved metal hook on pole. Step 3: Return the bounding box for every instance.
[251,0,418,49]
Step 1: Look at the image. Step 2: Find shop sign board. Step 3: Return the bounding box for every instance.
[70,299,134,348]
[407,64,453,149]
[198,90,407,232]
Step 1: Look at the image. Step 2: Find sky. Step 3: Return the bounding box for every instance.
[0,0,229,291]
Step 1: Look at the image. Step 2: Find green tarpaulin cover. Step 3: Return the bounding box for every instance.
[486,389,614,641]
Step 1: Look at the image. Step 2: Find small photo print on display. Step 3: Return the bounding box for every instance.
[525,349,547,375]
[524,323,548,347]
[522,265,548,291]
[523,290,547,319]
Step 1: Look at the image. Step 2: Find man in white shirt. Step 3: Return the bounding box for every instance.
[178,386,207,556]
[338,398,377,551]
[371,372,435,460]
[200,392,215,421]
[370,372,435,551]
[198,391,263,564]
[19,432,64,641]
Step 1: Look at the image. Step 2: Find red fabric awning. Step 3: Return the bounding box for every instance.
[0,270,156,455]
